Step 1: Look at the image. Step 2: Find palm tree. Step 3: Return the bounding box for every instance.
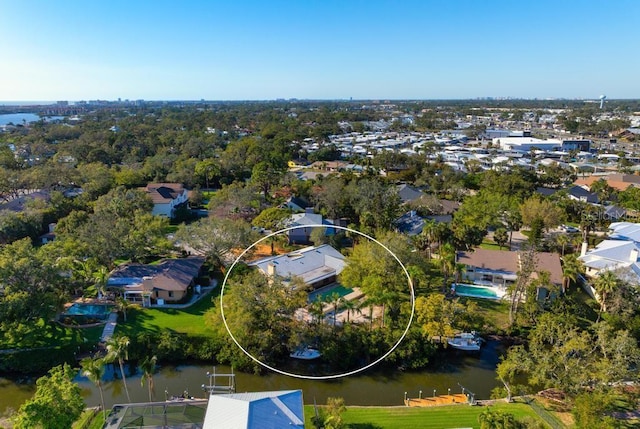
[561,254,583,294]
[105,335,131,403]
[453,263,466,286]
[438,243,456,292]
[93,266,110,300]
[340,298,358,323]
[115,296,131,322]
[417,219,438,259]
[81,355,106,421]
[556,233,570,256]
[308,298,325,325]
[326,292,342,327]
[594,271,618,317]
[139,355,157,402]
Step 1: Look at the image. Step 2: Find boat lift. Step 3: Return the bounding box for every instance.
[202,366,236,396]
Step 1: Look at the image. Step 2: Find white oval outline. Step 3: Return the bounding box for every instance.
[220,224,415,380]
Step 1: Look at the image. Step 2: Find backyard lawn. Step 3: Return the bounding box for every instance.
[0,319,103,350]
[304,402,550,429]
[115,290,218,337]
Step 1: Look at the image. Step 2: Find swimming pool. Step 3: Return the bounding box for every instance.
[453,284,505,300]
[64,303,113,317]
[308,284,354,303]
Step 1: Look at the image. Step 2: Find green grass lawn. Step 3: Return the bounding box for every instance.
[479,240,506,251]
[304,403,549,429]
[116,291,218,337]
[0,319,103,350]
[458,296,512,333]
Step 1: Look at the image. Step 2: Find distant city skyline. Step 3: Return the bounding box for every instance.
[1,0,639,101]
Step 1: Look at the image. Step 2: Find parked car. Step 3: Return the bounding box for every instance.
[560,224,579,233]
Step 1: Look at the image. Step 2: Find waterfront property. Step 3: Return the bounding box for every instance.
[249,244,345,290]
[107,256,206,305]
[456,248,563,301]
[63,303,113,317]
[203,390,304,428]
[452,283,505,300]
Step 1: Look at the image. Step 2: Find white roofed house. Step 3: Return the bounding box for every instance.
[203,390,304,429]
[249,244,346,290]
[143,182,189,218]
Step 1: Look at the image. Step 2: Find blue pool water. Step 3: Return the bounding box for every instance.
[64,303,113,316]
[453,284,503,300]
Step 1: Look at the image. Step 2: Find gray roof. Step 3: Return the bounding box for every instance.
[395,211,425,236]
[396,184,424,204]
[249,244,345,286]
[108,256,205,292]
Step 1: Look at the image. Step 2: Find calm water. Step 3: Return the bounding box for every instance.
[0,113,40,126]
[0,340,502,416]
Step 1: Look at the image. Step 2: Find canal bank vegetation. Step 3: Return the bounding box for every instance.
[2,101,640,424]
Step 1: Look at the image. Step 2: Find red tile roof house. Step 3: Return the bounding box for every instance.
[456,248,563,301]
[107,256,206,306]
[143,183,189,218]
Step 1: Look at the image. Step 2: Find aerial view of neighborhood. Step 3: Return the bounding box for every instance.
[1,1,640,428]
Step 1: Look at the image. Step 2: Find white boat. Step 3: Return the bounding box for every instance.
[447,332,483,352]
[290,347,321,360]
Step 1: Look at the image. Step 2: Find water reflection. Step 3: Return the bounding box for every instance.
[0,340,503,416]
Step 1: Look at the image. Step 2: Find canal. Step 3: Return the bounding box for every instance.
[0,340,502,416]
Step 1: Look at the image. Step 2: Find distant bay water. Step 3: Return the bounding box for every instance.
[0,113,41,126]
[0,113,65,126]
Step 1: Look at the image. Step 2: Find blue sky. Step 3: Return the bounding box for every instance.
[1,0,638,101]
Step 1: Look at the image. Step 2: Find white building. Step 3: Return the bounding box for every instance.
[578,222,640,290]
[493,137,562,152]
[203,390,304,429]
[144,183,189,218]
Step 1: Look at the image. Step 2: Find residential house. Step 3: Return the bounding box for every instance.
[284,208,334,244]
[203,390,304,429]
[536,185,599,203]
[282,196,311,213]
[107,256,206,305]
[457,248,563,298]
[143,183,189,218]
[567,185,599,204]
[396,184,425,204]
[574,173,640,192]
[39,223,56,244]
[394,210,425,236]
[249,244,345,290]
[0,190,50,213]
[578,239,640,282]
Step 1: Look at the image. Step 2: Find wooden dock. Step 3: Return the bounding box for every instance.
[405,394,469,407]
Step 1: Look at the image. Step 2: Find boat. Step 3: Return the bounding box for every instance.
[290,346,321,360]
[447,332,483,352]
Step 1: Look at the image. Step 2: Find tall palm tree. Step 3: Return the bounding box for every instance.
[438,243,456,292]
[453,263,466,286]
[594,271,618,318]
[116,296,131,322]
[561,254,583,294]
[139,355,157,402]
[308,298,325,325]
[556,234,570,257]
[81,355,106,421]
[340,297,358,323]
[93,266,110,300]
[325,292,343,327]
[105,336,131,403]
